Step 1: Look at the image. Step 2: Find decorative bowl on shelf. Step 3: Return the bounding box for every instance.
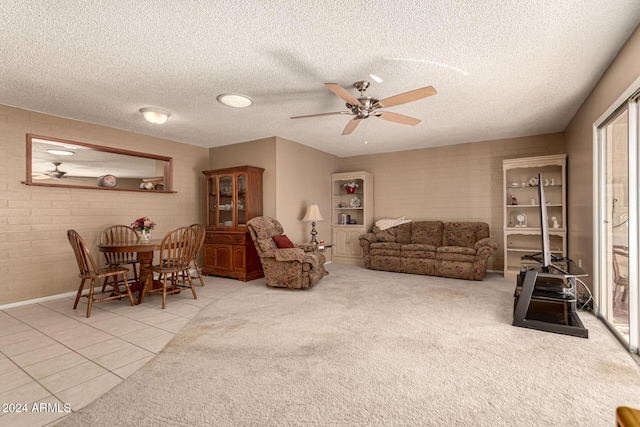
[97,174,118,188]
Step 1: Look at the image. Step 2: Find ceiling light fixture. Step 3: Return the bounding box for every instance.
[369,74,383,83]
[139,107,171,124]
[216,93,254,108]
[46,149,75,156]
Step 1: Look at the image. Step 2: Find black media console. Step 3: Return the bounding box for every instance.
[512,258,589,338]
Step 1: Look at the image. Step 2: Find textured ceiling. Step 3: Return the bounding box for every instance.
[1,1,639,157]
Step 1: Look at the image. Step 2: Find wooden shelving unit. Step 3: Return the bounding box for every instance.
[331,171,373,265]
[503,154,567,280]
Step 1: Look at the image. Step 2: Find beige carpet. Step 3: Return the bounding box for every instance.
[59,264,640,426]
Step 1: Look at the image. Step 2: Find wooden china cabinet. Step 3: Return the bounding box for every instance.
[202,165,264,281]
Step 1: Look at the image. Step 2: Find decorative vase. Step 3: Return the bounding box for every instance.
[141,229,152,242]
[346,187,355,194]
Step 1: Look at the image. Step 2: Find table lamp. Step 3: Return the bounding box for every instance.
[302,204,324,244]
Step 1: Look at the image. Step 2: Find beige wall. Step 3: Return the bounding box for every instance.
[565,24,640,288]
[0,105,209,305]
[275,137,340,245]
[339,133,565,271]
[208,137,277,217]
[208,136,340,250]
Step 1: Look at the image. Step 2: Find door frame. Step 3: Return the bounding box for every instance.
[593,75,640,353]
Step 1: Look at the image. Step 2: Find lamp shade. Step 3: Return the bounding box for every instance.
[302,204,324,222]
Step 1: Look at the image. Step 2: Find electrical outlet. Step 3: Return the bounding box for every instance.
[578,259,582,267]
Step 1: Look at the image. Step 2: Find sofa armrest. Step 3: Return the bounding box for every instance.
[474,237,499,252]
[295,243,317,252]
[359,233,377,246]
[274,248,306,263]
[261,249,277,258]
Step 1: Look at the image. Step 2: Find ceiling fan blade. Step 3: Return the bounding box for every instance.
[375,86,436,108]
[376,111,421,126]
[291,111,349,119]
[342,117,361,135]
[325,83,362,106]
[31,173,52,180]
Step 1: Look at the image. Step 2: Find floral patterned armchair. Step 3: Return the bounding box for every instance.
[247,216,328,289]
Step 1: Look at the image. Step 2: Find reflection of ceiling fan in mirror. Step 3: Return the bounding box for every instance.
[291,81,437,135]
[33,162,68,180]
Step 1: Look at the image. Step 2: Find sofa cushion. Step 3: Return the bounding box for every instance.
[411,221,444,246]
[258,238,278,252]
[436,246,476,263]
[443,222,486,248]
[372,226,396,242]
[394,222,412,244]
[250,216,284,240]
[273,234,295,248]
[437,246,477,256]
[373,222,412,244]
[401,244,437,259]
[370,242,402,257]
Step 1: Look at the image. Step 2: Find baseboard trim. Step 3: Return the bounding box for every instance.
[0,291,80,311]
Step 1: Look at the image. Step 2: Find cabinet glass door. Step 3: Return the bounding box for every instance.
[237,173,247,227]
[208,177,218,227]
[218,175,234,227]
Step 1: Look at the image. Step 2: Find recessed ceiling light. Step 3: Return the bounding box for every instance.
[217,93,254,108]
[369,74,383,83]
[139,107,170,124]
[46,149,75,156]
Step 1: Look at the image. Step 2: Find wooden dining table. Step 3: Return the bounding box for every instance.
[97,238,164,304]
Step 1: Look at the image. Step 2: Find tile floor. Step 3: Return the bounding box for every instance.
[0,275,249,427]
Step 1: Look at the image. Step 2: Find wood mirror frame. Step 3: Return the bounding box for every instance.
[25,134,174,192]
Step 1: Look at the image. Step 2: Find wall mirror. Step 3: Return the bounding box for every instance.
[25,134,174,192]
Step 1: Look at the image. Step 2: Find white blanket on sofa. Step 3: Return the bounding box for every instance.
[375,217,412,231]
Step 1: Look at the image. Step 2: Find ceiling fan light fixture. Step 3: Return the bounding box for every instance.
[217,93,253,108]
[139,107,170,124]
[46,149,74,156]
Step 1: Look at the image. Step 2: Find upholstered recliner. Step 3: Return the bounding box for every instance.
[247,216,329,289]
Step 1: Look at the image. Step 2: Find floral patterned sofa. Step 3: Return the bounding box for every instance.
[358,221,499,281]
[247,216,328,289]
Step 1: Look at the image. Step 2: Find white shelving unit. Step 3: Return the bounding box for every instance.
[503,154,567,280]
[331,171,373,265]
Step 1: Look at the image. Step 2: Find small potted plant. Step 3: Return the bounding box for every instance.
[344,182,359,194]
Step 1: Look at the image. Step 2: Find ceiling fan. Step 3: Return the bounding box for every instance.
[291,81,437,135]
[32,162,68,180]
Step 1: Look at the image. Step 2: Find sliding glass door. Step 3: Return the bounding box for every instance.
[596,87,639,354]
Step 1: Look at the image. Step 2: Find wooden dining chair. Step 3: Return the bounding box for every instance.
[186,223,206,286]
[170,223,206,288]
[151,226,198,309]
[99,225,141,292]
[613,245,629,309]
[67,229,135,318]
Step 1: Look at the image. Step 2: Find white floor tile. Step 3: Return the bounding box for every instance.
[38,361,108,394]
[0,395,70,427]
[0,276,215,421]
[92,345,154,371]
[0,369,33,394]
[75,337,133,360]
[22,352,90,380]
[55,372,122,412]
[112,355,154,379]
[1,336,58,357]
[10,343,73,368]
